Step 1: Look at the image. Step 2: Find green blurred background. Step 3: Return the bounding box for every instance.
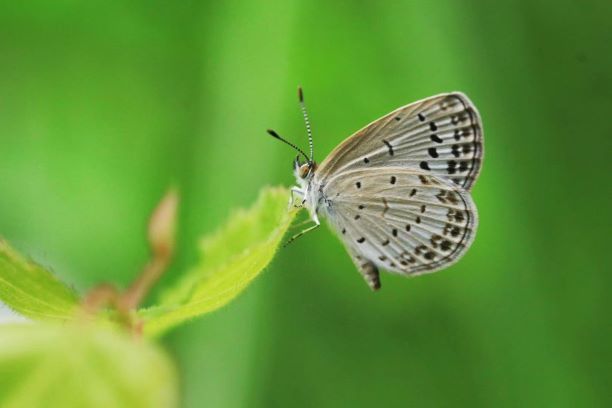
[1,1,610,406]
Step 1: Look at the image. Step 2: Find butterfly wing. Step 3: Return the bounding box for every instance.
[319,167,478,289]
[315,92,483,191]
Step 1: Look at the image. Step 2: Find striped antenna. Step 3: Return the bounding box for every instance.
[298,86,314,162]
[266,129,310,163]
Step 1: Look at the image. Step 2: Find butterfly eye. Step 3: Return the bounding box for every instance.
[299,164,310,178]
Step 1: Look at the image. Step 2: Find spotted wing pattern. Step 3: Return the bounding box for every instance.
[319,167,478,288]
[315,92,483,191]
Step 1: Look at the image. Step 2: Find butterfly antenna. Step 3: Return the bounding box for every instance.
[267,129,310,162]
[298,86,314,162]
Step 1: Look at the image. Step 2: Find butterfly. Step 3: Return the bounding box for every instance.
[268,88,483,290]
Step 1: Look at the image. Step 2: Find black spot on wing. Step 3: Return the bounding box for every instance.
[440,240,453,251]
[382,140,394,156]
[451,144,461,158]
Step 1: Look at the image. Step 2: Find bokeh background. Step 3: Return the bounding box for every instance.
[1,1,610,406]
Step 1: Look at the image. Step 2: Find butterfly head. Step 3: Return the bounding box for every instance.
[268,86,317,184]
[293,155,316,181]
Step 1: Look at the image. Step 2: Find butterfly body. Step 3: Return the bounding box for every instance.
[277,91,483,290]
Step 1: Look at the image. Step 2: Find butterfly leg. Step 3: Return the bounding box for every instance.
[283,222,319,247]
[289,187,305,209]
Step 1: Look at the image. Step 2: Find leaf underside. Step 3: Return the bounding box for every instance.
[138,186,298,337]
[0,240,79,321]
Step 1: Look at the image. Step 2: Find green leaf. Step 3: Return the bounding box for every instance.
[138,186,298,337]
[0,240,79,321]
[0,323,179,408]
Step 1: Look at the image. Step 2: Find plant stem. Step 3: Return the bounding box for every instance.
[82,283,120,313]
[118,253,171,312]
[81,189,178,326]
[119,188,178,311]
